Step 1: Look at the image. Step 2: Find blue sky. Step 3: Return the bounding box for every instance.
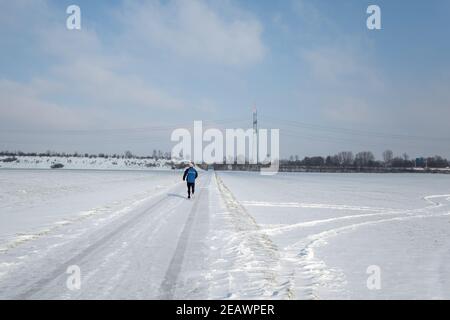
[1,0,449,158]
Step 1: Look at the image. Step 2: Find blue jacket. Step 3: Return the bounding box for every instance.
[183,167,198,183]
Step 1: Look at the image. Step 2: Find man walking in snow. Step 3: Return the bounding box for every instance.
[183,163,198,199]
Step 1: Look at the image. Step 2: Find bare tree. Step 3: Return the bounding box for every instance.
[326,155,339,166]
[382,150,393,166]
[337,151,354,166]
[355,151,375,167]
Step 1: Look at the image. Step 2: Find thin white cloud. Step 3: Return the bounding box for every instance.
[48,60,187,111]
[322,96,372,124]
[0,0,265,133]
[289,0,386,126]
[0,0,200,131]
[118,0,266,66]
[0,79,91,130]
[302,42,384,91]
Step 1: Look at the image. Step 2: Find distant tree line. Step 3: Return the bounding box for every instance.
[284,150,450,169]
[2,149,449,169]
[0,150,172,160]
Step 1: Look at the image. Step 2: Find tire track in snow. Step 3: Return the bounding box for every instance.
[64,195,186,299]
[158,174,211,299]
[286,211,450,299]
[9,184,185,299]
[285,194,450,251]
[214,174,291,299]
[244,195,450,237]
[241,201,396,212]
[0,182,184,254]
[282,194,450,299]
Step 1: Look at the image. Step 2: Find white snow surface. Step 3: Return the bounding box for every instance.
[0,156,173,170]
[1,169,450,299]
[217,172,450,299]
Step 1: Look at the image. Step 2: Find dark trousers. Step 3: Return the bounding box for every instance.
[187,182,195,197]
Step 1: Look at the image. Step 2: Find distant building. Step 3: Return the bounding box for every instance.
[415,157,426,168]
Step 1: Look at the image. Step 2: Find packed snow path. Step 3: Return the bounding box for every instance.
[0,171,291,299]
[1,170,450,299]
[0,172,216,299]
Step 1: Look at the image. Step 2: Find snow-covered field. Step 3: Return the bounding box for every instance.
[0,169,449,299]
[0,169,180,249]
[217,172,450,299]
[0,156,173,170]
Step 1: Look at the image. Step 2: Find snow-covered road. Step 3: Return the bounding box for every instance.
[1,170,450,299]
[0,170,215,299]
